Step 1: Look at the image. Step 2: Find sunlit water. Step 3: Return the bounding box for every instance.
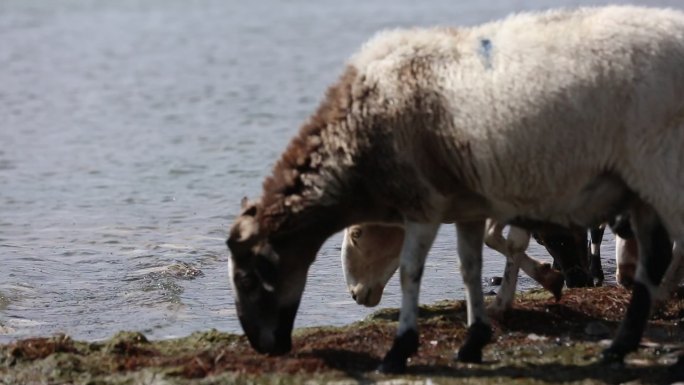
[0,0,680,343]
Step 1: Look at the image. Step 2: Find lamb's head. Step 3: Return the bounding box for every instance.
[227,200,317,355]
[341,223,404,307]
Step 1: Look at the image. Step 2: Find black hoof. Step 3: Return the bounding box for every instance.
[591,274,604,286]
[590,256,604,287]
[377,358,407,374]
[455,320,491,363]
[456,346,482,363]
[550,276,564,301]
[591,272,604,286]
[600,347,626,365]
[565,269,594,288]
[538,263,564,301]
[378,329,418,374]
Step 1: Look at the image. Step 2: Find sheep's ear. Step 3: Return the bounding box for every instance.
[240,196,250,210]
[227,202,261,259]
[240,197,258,216]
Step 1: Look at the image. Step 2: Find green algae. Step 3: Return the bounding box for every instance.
[1,287,683,384]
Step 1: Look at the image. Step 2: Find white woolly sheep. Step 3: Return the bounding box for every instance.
[227,6,684,374]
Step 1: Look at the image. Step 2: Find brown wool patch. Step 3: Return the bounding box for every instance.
[260,66,360,232]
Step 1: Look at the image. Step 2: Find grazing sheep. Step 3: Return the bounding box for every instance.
[341,220,565,313]
[532,226,594,287]
[227,6,684,374]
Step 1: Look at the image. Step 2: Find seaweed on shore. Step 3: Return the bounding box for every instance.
[1,286,683,384]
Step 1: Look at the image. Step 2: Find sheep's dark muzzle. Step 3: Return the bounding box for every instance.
[237,300,299,355]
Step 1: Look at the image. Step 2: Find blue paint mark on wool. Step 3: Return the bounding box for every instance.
[479,38,493,69]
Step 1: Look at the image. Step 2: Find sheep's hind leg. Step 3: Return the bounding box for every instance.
[602,202,672,364]
[455,220,492,363]
[378,221,440,374]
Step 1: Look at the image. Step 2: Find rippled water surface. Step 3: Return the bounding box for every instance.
[1,0,680,343]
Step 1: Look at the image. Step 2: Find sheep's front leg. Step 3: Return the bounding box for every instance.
[378,221,440,374]
[455,220,492,363]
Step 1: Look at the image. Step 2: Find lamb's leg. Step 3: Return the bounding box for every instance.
[515,251,565,301]
[378,221,440,374]
[616,236,638,288]
[657,242,682,300]
[485,223,563,314]
[454,220,492,363]
[589,225,606,286]
[508,226,564,300]
[486,222,523,315]
[484,220,519,314]
[602,202,672,364]
[490,258,520,316]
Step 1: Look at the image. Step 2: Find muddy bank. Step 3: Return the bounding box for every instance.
[1,286,683,384]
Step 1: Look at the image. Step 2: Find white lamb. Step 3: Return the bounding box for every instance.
[227,6,684,374]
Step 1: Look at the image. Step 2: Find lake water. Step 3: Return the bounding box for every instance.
[1,0,680,343]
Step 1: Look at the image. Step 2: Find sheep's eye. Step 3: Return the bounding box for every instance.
[234,270,259,292]
[255,256,277,287]
[350,228,363,240]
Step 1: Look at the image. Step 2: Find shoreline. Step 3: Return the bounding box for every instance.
[1,286,683,384]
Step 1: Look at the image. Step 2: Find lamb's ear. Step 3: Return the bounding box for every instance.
[227,202,261,258]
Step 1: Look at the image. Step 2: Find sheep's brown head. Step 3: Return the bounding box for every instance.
[226,198,317,355]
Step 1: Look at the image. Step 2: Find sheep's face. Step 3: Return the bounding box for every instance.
[226,202,313,355]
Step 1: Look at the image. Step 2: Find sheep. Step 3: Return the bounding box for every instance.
[227,6,684,374]
[531,225,595,287]
[341,220,566,314]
